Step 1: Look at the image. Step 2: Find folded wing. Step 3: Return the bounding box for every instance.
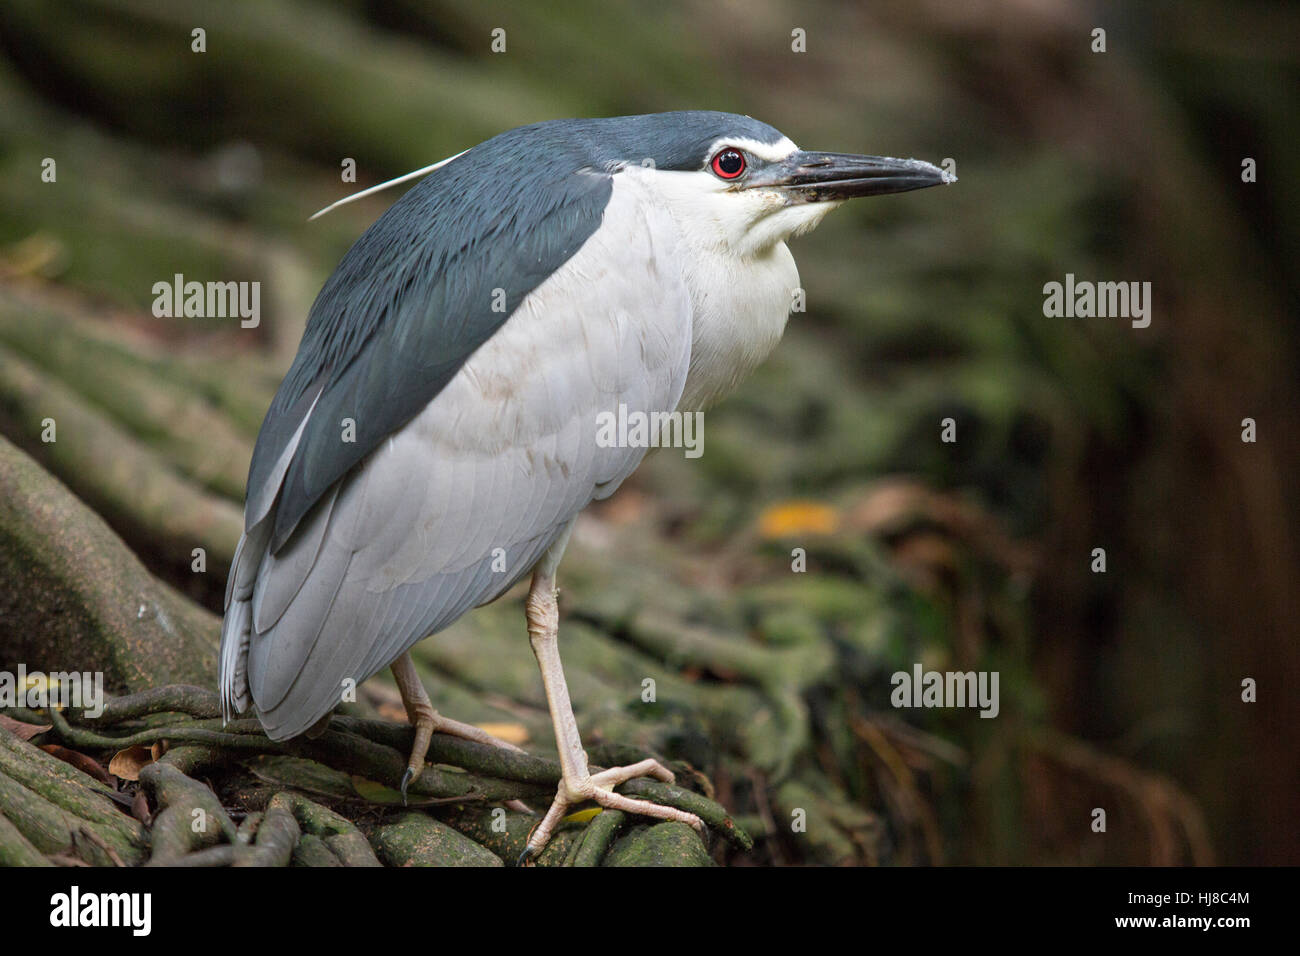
[220,174,693,739]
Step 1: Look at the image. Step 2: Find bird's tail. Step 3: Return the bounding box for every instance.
[219,527,264,723]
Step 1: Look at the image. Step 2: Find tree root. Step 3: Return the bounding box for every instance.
[20,684,744,866]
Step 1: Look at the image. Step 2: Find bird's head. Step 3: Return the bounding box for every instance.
[594,110,952,258]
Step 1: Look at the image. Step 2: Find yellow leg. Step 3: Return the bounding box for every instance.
[519,563,703,863]
[390,651,527,810]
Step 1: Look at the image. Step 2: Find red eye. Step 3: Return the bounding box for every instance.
[710,148,746,179]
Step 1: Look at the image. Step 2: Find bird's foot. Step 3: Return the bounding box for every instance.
[518,758,704,863]
[400,706,529,810]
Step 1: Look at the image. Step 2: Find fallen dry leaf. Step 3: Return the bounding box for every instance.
[0,713,52,741]
[130,789,152,825]
[108,745,157,782]
[40,745,112,784]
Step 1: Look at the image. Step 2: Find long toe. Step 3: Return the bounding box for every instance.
[589,787,704,833]
[522,760,704,859]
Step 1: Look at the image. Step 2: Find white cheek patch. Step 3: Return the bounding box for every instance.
[704,135,798,165]
[619,145,840,257]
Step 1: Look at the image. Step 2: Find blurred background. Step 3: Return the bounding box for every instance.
[0,0,1295,865]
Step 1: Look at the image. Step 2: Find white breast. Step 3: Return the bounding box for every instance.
[620,164,801,412]
[673,240,798,412]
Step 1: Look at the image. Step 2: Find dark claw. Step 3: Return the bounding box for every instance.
[516,846,537,867]
[399,767,414,806]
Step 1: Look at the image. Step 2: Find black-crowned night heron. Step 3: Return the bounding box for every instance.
[219,110,950,859]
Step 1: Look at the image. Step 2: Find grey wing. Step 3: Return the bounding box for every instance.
[220,177,693,739]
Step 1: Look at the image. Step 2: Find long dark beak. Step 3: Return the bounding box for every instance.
[745,150,952,201]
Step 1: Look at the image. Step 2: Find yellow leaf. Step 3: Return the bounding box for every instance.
[475,722,529,745]
[758,500,839,539]
[562,807,603,825]
[375,702,408,723]
[350,775,406,804]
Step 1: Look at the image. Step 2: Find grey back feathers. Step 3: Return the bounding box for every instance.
[250,111,784,552]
